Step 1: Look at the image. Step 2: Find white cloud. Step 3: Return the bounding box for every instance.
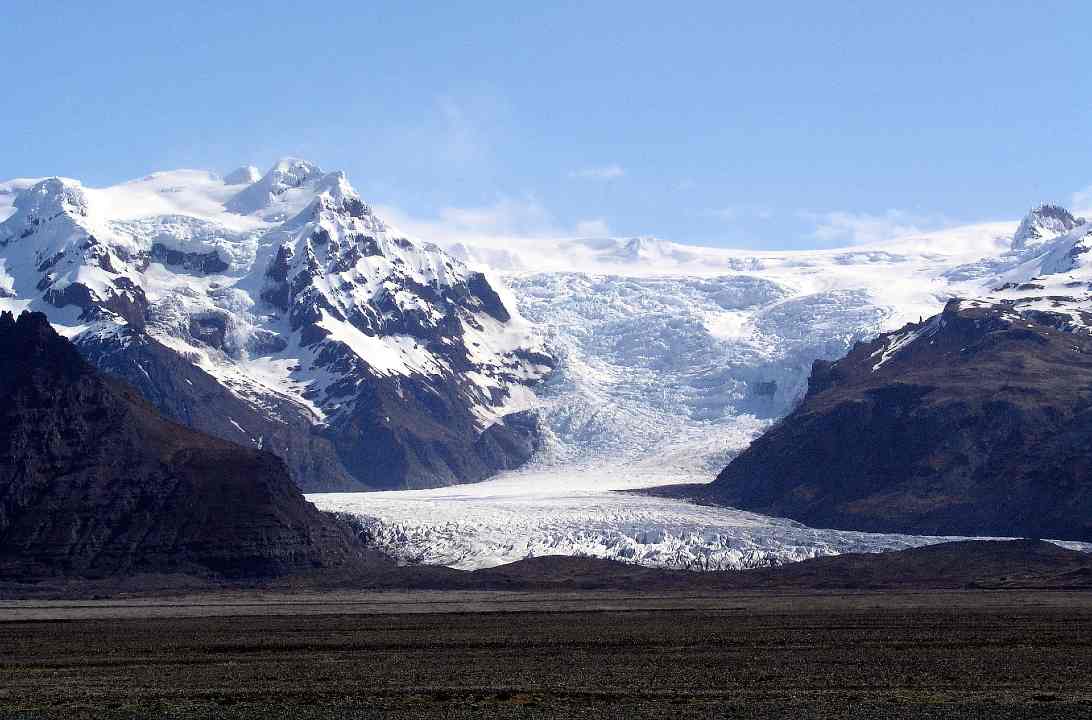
[375,196,606,250]
[373,200,620,273]
[574,218,611,236]
[802,209,948,246]
[1071,185,1092,216]
[569,164,625,180]
[705,205,774,222]
[434,197,554,235]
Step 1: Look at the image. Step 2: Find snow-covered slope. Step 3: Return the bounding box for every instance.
[448,224,1013,278]
[943,205,1092,330]
[855,203,1092,378]
[0,162,552,490]
[1011,203,1084,251]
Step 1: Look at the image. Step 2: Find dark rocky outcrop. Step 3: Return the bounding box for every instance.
[0,311,367,579]
[76,327,363,491]
[149,242,229,274]
[704,300,1092,541]
[325,377,543,489]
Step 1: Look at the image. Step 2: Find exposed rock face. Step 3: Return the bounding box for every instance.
[706,300,1092,541]
[76,327,361,491]
[1011,204,1085,251]
[150,242,229,274]
[0,162,552,491]
[0,311,365,579]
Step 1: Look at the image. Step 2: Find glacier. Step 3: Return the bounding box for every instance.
[313,466,972,571]
[310,217,1092,569]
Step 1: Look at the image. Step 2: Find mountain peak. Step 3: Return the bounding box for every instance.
[11,177,89,219]
[269,157,322,176]
[283,170,372,227]
[224,158,325,215]
[1012,203,1084,251]
[314,170,357,201]
[0,311,90,394]
[0,177,91,246]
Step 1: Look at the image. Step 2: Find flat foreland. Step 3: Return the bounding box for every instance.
[2,590,1091,719]
[3,540,1092,718]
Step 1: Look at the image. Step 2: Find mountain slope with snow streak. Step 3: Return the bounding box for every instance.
[0,163,552,490]
[704,205,1092,540]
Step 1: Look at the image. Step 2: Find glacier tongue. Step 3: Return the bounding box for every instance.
[312,464,966,571]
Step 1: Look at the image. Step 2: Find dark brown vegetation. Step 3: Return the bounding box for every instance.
[706,300,1092,540]
[2,590,1091,719]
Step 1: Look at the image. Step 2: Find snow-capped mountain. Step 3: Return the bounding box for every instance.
[0,161,552,490]
[1011,203,1085,251]
[935,204,1092,330]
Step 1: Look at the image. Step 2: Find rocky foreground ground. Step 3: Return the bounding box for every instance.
[2,589,1091,719]
[2,540,1090,718]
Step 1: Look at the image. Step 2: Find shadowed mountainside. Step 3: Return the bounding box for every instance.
[0,311,373,580]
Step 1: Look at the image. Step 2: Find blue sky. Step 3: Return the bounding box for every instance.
[3,1,1092,249]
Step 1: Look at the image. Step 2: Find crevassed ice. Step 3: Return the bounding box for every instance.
[310,270,994,570]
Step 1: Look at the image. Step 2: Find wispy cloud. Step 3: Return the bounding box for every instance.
[569,164,625,180]
[434,196,554,235]
[374,196,607,248]
[1072,185,1092,216]
[574,218,611,236]
[373,93,509,181]
[704,205,774,222]
[800,209,949,246]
